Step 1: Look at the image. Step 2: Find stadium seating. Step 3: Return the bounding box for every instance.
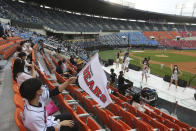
[9,33,196,131]
[119,108,153,131]
[1,0,196,33]
[14,108,27,131]
[4,8,195,128]
[13,93,24,111]
[160,39,196,48]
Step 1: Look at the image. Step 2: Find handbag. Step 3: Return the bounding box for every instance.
[45,100,59,116]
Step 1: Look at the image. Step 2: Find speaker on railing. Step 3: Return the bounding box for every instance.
[128,64,141,71]
[178,79,187,87]
[163,75,187,87]
[108,59,114,66]
[194,93,196,100]
[163,75,170,82]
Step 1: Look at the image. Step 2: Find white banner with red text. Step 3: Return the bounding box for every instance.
[78,53,112,108]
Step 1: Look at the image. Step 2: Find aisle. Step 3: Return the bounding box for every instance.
[0,60,18,131]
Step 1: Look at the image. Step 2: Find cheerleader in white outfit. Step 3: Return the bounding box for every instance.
[169,64,182,90]
[116,52,120,68]
[141,60,149,83]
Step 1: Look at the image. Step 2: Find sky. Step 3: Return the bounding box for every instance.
[107,0,196,16]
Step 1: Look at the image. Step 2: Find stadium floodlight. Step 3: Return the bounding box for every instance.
[176,2,196,16]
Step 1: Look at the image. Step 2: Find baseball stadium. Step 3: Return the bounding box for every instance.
[0,0,196,130]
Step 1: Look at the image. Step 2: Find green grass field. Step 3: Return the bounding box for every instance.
[99,49,196,87]
[133,52,196,62]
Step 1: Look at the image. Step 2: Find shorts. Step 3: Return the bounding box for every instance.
[142,69,147,75]
[171,74,178,81]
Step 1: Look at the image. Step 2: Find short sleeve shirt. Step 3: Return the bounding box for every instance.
[16,72,32,86]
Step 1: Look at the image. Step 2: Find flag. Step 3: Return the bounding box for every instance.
[78,53,112,108]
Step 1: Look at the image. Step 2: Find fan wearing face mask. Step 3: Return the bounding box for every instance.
[140,58,149,84]
[168,64,182,91]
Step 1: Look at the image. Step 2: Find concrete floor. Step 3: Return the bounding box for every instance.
[0,60,18,131]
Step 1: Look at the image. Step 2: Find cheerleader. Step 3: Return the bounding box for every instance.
[121,54,126,72]
[169,64,182,90]
[124,53,130,73]
[116,52,120,68]
[141,60,149,83]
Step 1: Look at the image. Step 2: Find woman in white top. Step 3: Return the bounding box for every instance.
[18,52,32,73]
[140,60,149,83]
[116,52,120,68]
[13,58,36,85]
[13,46,22,60]
[169,64,182,90]
[20,77,78,131]
[124,54,130,73]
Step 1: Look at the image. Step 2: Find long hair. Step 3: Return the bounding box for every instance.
[13,58,25,81]
[173,65,179,74]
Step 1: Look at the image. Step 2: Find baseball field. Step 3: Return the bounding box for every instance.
[99,49,196,87]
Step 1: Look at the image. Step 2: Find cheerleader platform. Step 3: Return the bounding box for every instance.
[103,64,196,112]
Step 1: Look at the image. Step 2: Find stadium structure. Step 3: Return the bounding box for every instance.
[0,0,196,130]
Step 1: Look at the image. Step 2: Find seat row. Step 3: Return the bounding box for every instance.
[41,51,104,131]
[108,86,196,131]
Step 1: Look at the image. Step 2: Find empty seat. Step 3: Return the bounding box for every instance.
[108,115,132,131]
[137,110,169,131]
[83,96,97,114]
[14,108,27,131]
[122,103,137,116]
[119,108,153,131]
[13,83,20,94]
[13,93,24,110]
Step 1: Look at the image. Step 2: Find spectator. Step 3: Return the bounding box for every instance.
[107,82,112,94]
[26,43,33,62]
[62,59,68,73]
[39,40,45,53]
[13,46,22,60]
[0,22,6,39]
[56,60,70,78]
[70,55,77,66]
[19,78,78,131]
[18,52,31,72]
[28,37,35,48]
[110,68,116,86]
[20,41,26,52]
[52,49,56,56]
[118,71,131,95]
[13,58,36,85]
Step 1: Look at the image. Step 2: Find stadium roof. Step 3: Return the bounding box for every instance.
[23,0,196,23]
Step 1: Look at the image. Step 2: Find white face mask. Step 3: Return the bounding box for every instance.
[174,67,177,69]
